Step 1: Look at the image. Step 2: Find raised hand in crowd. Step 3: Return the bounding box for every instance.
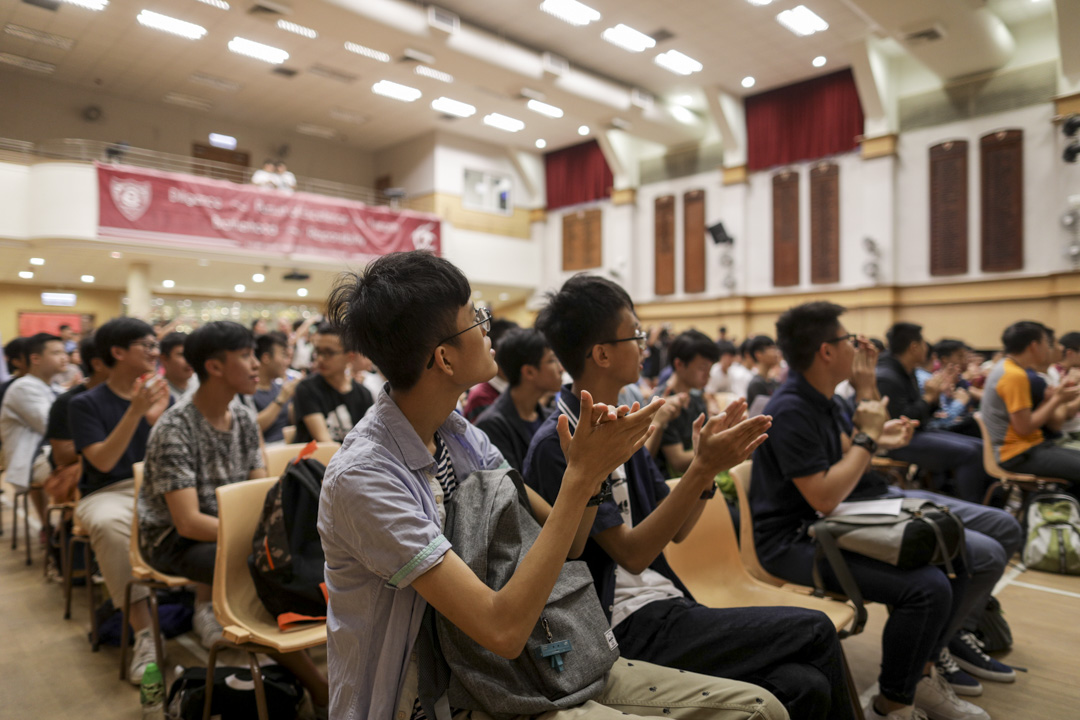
[132,373,170,423]
[689,397,771,475]
[850,334,880,401]
[853,395,890,441]
[876,415,919,451]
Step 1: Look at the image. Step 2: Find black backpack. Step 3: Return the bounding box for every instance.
[249,450,328,629]
[166,665,303,720]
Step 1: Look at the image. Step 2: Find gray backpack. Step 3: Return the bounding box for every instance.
[436,469,619,719]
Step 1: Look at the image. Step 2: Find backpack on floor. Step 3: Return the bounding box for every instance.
[973,596,1012,654]
[249,442,328,630]
[1022,493,1080,575]
[165,665,303,720]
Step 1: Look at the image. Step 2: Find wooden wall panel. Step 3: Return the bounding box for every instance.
[980,130,1023,272]
[655,196,676,295]
[929,141,969,276]
[809,163,840,284]
[561,208,602,271]
[684,189,706,294]
[772,172,800,287]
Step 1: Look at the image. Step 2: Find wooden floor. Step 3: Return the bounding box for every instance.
[2,482,1079,719]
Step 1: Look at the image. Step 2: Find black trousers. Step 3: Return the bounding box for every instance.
[613,597,855,720]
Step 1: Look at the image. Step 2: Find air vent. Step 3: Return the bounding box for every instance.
[21,0,60,11]
[402,47,435,65]
[283,269,310,281]
[309,64,356,84]
[542,52,568,76]
[427,6,460,34]
[249,0,291,16]
[272,67,299,78]
[631,88,655,110]
[902,23,946,45]
[649,28,674,43]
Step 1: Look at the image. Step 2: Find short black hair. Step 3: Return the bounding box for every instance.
[292,318,305,332]
[1060,332,1080,352]
[869,337,885,353]
[933,339,968,361]
[184,321,255,382]
[255,331,289,362]
[95,317,155,368]
[535,273,635,380]
[78,334,99,376]
[1002,321,1050,355]
[747,334,777,363]
[25,332,62,360]
[886,323,923,355]
[325,251,471,391]
[775,301,846,373]
[314,321,341,338]
[716,340,737,357]
[160,332,188,360]
[738,338,752,358]
[488,318,520,350]
[250,318,265,333]
[496,328,551,387]
[4,337,27,372]
[668,330,721,368]
[59,324,71,332]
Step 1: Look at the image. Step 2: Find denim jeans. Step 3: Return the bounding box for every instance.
[1001,440,1080,496]
[887,430,993,503]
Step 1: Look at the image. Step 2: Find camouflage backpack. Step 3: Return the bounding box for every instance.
[249,443,328,629]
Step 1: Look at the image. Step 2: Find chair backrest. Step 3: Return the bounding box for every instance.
[973,412,1010,480]
[129,462,148,570]
[662,478,754,590]
[264,441,339,478]
[729,461,789,587]
[281,425,296,444]
[213,477,278,631]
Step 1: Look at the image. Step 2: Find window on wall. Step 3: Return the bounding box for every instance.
[929,140,969,276]
[772,171,800,287]
[655,195,676,295]
[809,163,840,284]
[980,130,1023,272]
[463,169,513,215]
[684,190,706,293]
[562,208,603,271]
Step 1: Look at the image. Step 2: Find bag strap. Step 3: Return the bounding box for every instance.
[811,519,868,637]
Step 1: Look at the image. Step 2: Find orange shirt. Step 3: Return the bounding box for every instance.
[996,358,1043,461]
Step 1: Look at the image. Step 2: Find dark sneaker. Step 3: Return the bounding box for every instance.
[937,648,982,697]
[949,631,1016,683]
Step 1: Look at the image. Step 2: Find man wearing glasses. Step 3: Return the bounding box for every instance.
[291,322,373,444]
[69,317,172,684]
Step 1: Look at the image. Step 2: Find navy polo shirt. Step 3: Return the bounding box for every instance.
[521,384,692,622]
[750,372,887,563]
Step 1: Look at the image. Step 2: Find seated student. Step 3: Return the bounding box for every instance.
[0,337,29,411]
[251,331,299,444]
[317,251,786,720]
[1054,331,1080,447]
[877,323,993,504]
[919,340,980,438]
[745,335,782,408]
[523,275,853,720]
[138,321,328,715]
[0,333,68,524]
[69,318,171,683]
[648,329,720,478]
[475,327,564,471]
[462,317,519,423]
[752,302,1022,720]
[981,321,1080,493]
[292,323,373,444]
[160,331,198,403]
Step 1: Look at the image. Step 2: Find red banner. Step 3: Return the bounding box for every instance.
[96,162,440,261]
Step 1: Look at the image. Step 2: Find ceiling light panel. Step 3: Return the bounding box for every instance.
[415,65,453,83]
[431,96,475,117]
[61,0,108,10]
[163,92,213,111]
[747,0,772,5]
[526,99,563,118]
[208,133,237,149]
[329,107,368,124]
[742,76,756,88]
[189,72,241,92]
[228,37,289,65]
[296,123,339,139]
[344,41,391,63]
[30,257,45,265]
[813,55,827,67]
[277,20,318,39]
[137,10,207,40]
[535,139,547,149]
[539,0,600,27]
[654,49,702,75]
[19,271,33,279]
[483,113,525,132]
[196,0,229,8]
[0,53,55,73]
[601,24,655,53]
[4,24,75,50]
[776,5,829,36]
[372,80,422,102]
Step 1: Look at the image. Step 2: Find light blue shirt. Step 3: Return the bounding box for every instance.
[317,385,504,720]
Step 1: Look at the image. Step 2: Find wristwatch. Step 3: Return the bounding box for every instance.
[586,478,614,507]
[851,432,878,455]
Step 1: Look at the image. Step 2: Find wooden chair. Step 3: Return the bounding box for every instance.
[871,456,918,490]
[264,441,339,478]
[973,412,1062,513]
[120,462,195,681]
[43,501,76,577]
[280,425,296,444]
[729,461,793,589]
[10,482,42,566]
[206,478,327,720]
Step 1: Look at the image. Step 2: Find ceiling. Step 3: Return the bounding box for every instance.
[0,0,1061,157]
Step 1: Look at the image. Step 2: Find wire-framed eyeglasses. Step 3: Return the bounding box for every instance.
[427,306,493,369]
[588,329,648,358]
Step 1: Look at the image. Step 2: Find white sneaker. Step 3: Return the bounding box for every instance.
[863,695,930,720]
[915,668,991,720]
[128,628,161,686]
[193,601,223,649]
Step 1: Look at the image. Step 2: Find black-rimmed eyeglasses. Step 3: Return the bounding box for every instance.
[427,306,493,369]
[824,333,858,347]
[588,329,648,358]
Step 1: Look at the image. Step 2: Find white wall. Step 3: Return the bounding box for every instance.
[27,163,98,241]
[372,133,437,197]
[434,131,545,208]
[442,226,541,289]
[0,163,30,240]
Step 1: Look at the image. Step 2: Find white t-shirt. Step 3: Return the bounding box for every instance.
[276,171,297,192]
[706,361,754,398]
[251,169,277,187]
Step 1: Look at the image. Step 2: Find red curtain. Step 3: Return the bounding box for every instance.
[545,140,613,210]
[746,69,864,172]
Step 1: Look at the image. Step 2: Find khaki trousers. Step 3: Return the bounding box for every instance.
[74,479,149,606]
[450,658,788,720]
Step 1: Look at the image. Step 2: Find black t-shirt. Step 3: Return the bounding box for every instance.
[46,382,89,443]
[292,374,373,444]
[654,385,708,479]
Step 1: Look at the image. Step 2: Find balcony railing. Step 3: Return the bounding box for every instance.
[0,137,385,206]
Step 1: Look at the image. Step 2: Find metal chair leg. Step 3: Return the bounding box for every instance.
[247,651,270,720]
[203,639,227,720]
[148,589,165,671]
[63,532,75,620]
[120,581,135,680]
[22,490,31,566]
[10,489,17,550]
[86,540,99,651]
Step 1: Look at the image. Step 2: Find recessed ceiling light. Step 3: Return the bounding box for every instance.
[110,251,122,258]
[228,37,289,65]
[61,0,108,11]
[601,24,655,53]
[277,20,318,39]
[162,279,175,288]
[415,65,453,83]
[297,288,309,297]
[742,76,756,88]
[234,284,246,293]
[526,99,564,118]
[578,125,590,136]
[535,139,547,149]
[196,0,229,9]
[0,52,55,74]
[674,94,694,106]
[776,5,829,36]
[813,55,827,67]
[655,50,703,76]
[252,273,265,283]
[29,257,44,265]
[81,275,95,283]
[4,24,75,51]
[18,271,33,279]
[137,10,207,40]
[431,96,476,117]
[484,113,525,132]
[344,42,390,63]
[208,133,237,150]
[669,105,697,124]
[747,0,773,5]
[372,80,422,102]
[539,0,601,26]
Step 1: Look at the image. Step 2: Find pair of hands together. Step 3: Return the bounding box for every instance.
[853,394,919,450]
